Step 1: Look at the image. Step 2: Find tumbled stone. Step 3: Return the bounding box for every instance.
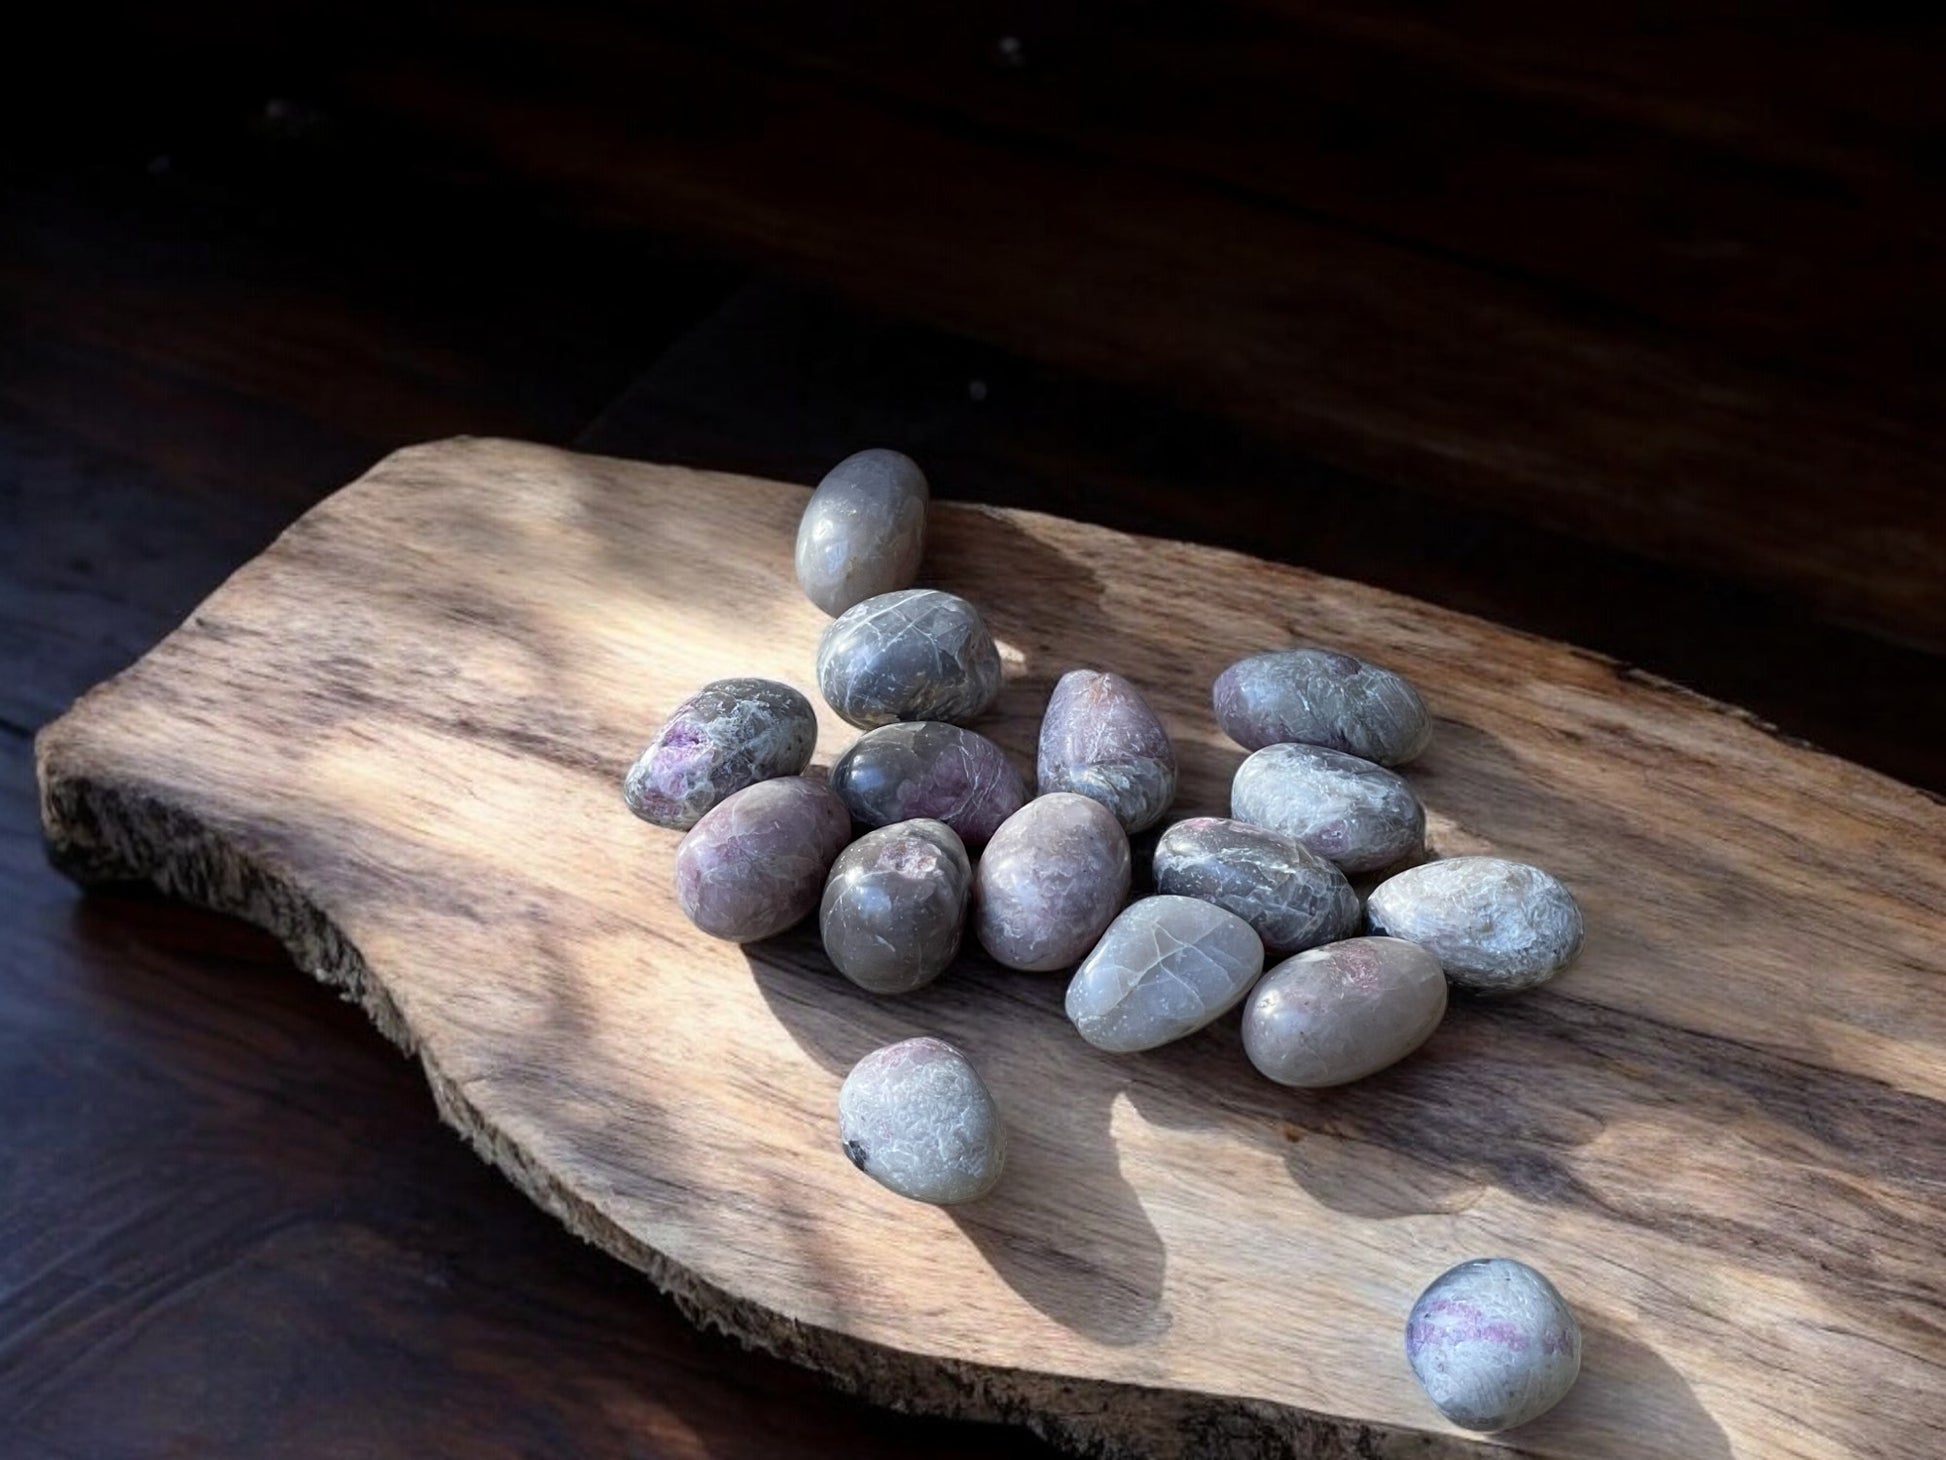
[1406,1258,1582,1432]
[816,589,1003,729]
[795,448,930,616]
[673,777,853,942]
[1152,817,1359,955]
[1213,647,1432,765]
[1242,937,1446,1087]
[1064,895,1264,1053]
[820,820,972,994]
[1231,743,1425,873]
[974,793,1131,972]
[830,721,1025,845]
[1366,856,1583,994]
[623,678,818,831]
[1036,669,1178,833]
[838,1037,1006,1204]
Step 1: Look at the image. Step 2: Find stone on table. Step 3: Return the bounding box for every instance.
[838,1036,1006,1204]
[1241,936,1446,1087]
[816,589,1002,729]
[795,447,930,617]
[1150,816,1359,955]
[623,678,817,831]
[673,777,853,942]
[830,721,1025,845]
[974,793,1131,972]
[820,820,972,994]
[1405,1258,1582,1432]
[1036,669,1178,833]
[1366,856,1583,993]
[1213,646,1432,765]
[1064,894,1264,1053]
[1230,742,1425,873]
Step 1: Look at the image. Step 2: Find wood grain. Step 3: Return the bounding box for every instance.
[35,439,1946,1458]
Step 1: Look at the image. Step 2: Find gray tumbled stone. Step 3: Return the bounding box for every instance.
[673,777,853,942]
[838,1036,1006,1204]
[623,678,818,830]
[974,793,1131,972]
[830,721,1025,845]
[1065,895,1265,1053]
[1036,669,1178,833]
[1231,742,1425,873]
[1406,1258,1582,1432]
[795,448,930,616]
[1242,937,1446,1087]
[1366,856,1583,993]
[1151,817,1359,956]
[1213,647,1432,765]
[820,820,972,995]
[816,589,1003,729]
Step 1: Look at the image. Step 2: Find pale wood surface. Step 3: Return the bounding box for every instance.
[35,438,1946,1458]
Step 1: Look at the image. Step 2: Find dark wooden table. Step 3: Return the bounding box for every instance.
[4,11,1941,1456]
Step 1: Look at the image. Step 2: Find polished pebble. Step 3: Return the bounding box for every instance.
[816,589,1003,728]
[1231,742,1425,873]
[1036,669,1178,833]
[1213,646,1432,765]
[673,777,853,942]
[1406,1258,1582,1432]
[1065,895,1264,1052]
[795,448,930,616]
[1241,937,1446,1086]
[1151,817,1359,955]
[1366,856,1583,993]
[623,678,818,831]
[830,721,1025,845]
[838,1037,1006,1204]
[820,820,972,995]
[974,793,1131,972]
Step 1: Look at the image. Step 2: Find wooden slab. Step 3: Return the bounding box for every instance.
[35,438,1946,1459]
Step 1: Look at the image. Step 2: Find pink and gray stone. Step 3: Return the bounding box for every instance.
[1064,895,1265,1053]
[623,678,818,830]
[838,1036,1006,1205]
[1230,742,1426,873]
[829,721,1026,845]
[1366,856,1584,993]
[1035,669,1178,833]
[795,447,930,617]
[1151,817,1358,955]
[974,793,1131,972]
[673,777,853,942]
[1213,647,1433,765]
[1405,1258,1582,1432]
[816,589,1003,729]
[819,819,972,995]
[1241,936,1446,1087]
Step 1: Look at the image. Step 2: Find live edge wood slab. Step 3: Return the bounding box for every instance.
[34,439,1946,1459]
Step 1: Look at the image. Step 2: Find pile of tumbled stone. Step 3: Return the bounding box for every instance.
[624,448,1586,1434]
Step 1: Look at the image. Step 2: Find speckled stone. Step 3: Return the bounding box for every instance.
[829,721,1026,845]
[1036,669,1178,833]
[1213,647,1432,765]
[1064,895,1264,1053]
[816,589,1003,729]
[974,793,1131,972]
[819,820,972,995]
[795,448,930,616]
[1366,856,1583,993]
[1406,1258,1582,1432]
[1231,743,1425,873]
[623,678,818,830]
[673,777,853,942]
[838,1037,1006,1204]
[1242,937,1446,1087]
[1151,817,1360,955]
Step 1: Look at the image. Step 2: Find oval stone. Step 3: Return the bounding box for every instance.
[974,793,1131,972]
[1152,817,1359,956]
[829,721,1026,845]
[795,448,930,616]
[816,589,1003,729]
[1036,669,1178,833]
[1213,647,1432,765]
[819,820,972,995]
[623,678,818,830]
[1406,1258,1582,1432]
[1366,856,1583,993]
[838,1036,1006,1204]
[1242,937,1446,1087]
[673,777,853,942]
[1231,743,1425,873]
[1064,895,1265,1053]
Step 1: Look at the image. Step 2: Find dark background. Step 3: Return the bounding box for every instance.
[4,5,1942,1456]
